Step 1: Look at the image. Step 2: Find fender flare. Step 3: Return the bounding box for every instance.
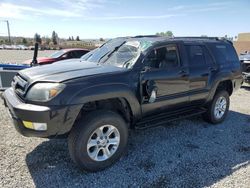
[207,75,233,102]
[66,83,142,119]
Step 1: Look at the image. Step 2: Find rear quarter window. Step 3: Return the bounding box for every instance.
[206,43,239,64]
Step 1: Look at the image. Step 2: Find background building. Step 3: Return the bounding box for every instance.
[234,33,250,54]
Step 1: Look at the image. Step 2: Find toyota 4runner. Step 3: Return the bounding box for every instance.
[2,36,243,172]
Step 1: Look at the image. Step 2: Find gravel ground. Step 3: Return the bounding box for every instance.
[0,50,56,64]
[0,86,250,188]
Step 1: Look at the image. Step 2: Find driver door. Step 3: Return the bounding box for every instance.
[140,44,189,116]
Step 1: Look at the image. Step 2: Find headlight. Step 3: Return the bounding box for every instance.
[26,83,65,101]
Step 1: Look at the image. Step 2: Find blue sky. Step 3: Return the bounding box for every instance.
[0,0,249,39]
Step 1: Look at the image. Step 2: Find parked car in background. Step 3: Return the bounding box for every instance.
[240,53,250,83]
[17,45,28,50]
[23,48,90,65]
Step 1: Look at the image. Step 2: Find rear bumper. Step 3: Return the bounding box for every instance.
[2,88,82,138]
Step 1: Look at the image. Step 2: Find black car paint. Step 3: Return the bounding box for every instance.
[3,37,243,138]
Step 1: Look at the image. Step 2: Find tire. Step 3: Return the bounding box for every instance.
[203,90,230,124]
[68,110,128,172]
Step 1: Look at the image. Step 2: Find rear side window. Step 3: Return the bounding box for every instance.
[206,43,239,64]
[186,45,206,66]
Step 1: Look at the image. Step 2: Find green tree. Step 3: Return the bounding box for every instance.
[22,38,27,44]
[52,31,58,45]
[71,36,74,41]
[34,33,42,44]
[76,36,80,41]
[44,37,51,45]
[165,31,173,37]
[100,38,105,42]
[156,31,173,37]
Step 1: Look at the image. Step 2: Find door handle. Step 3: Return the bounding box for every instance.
[209,67,217,72]
[178,70,189,77]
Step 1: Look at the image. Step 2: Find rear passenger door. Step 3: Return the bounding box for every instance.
[186,44,216,104]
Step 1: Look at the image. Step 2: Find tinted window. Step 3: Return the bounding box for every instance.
[203,47,214,65]
[146,44,180,69]
[206,43,239,64]
[76,50,88,58]
[186,45,206,66]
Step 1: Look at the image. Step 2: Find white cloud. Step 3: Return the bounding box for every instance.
[0,1,183,21]
[0,1,232,21]
[168,2,232,13]
[0,3,83,19]
[85,14,182,21]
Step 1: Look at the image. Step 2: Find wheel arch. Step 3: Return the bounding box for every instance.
[207,79,233,102]
[66,84,142,129]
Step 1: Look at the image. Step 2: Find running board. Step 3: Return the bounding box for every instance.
[135,108,207,130]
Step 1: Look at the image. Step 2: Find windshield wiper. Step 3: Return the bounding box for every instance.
[99,41,126,64]
[97,51,110,63]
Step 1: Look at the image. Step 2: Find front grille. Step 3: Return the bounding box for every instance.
[12,74,28,98]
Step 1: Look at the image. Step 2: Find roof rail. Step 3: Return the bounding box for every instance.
[174,37,219,40]
[132,35,160,38]
[217,37,233,45]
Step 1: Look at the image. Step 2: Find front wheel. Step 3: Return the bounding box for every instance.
[68,110,128,172]
[203,90,230,124]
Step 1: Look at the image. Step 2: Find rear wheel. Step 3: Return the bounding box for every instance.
[203,90,230,124]
[68,110,128,172]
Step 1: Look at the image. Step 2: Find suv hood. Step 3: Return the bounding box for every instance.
[19,59,126,83]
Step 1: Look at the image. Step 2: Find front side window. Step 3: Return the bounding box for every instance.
[49,50,65,58]
[145,44,180,69]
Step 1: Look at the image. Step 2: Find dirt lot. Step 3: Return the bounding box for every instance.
[0,50,56,64]
[0,85,250,188]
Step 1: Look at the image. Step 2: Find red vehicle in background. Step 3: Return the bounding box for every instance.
[23,48,90,65]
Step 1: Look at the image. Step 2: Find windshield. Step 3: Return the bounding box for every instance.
[49,50,65,58]
[81,49,96,60]
[84,39,141,68]
[104,41,140,68]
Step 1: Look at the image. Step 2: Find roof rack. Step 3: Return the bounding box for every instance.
[173,36,233,45]
[174,37,219,40]
[132,35,160,38]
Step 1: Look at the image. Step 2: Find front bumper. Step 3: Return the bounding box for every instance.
[2,88,82,138]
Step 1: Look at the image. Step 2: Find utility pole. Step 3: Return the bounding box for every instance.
[6,20,11,44]
[0,20,11,44]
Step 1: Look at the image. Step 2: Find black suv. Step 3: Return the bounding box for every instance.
[2,36,243,172]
